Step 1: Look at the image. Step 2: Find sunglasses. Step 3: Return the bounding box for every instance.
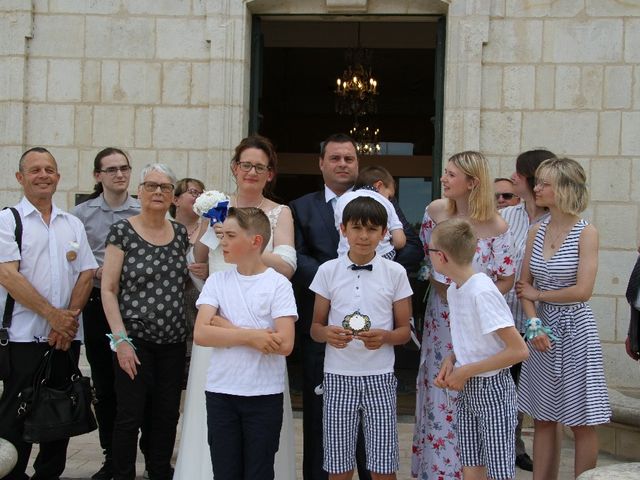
[495,193,518,200]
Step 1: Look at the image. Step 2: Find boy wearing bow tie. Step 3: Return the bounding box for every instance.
[310,196,413,480]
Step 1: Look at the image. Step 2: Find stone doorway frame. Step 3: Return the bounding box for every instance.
[202,0,491,192]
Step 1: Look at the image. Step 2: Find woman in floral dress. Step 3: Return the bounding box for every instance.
[411,151,515,479]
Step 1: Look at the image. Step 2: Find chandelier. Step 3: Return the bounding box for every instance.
[349,122,381,156]
[334,24,379,117]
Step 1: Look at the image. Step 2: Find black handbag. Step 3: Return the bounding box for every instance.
[0,207,22,381]
[17,348,97,443]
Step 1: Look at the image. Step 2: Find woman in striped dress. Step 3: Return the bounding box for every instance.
[516,157,610,479]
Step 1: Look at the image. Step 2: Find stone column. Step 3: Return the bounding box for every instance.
[441,0,490,161]
[204,0,252,193]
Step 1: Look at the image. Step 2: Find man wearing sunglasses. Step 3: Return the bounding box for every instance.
[494,177,520,209]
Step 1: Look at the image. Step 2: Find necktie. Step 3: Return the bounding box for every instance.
[626,255,640,305]
[350,264,373,271]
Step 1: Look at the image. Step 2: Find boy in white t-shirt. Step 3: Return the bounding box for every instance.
[334,166,406,259]
[430,218,529,480]
[193,207,297,480]
[310,196,413,480]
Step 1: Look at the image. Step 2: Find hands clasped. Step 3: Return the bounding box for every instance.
[249,329,283,354]
[48,307,80,339]
[434,356,467,391]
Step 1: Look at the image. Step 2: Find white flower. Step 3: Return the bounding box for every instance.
[193,190,230,217]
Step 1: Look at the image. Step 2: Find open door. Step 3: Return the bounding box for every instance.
[249,16,446,414]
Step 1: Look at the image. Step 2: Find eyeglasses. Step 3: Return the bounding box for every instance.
[99,165,131,175]
[184,188,202,198]
[495,193,518,200]
[425,247,443,254]
[236,161,270,174]
[140,182,174,193]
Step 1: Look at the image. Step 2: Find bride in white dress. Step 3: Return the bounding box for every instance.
[174,135,297,480]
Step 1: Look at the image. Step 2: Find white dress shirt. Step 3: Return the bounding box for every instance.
[0,197,97,342]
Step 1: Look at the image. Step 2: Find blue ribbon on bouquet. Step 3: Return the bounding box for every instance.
[203,200,229,226]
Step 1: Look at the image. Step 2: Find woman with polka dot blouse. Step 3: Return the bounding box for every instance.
[102,163,190,480]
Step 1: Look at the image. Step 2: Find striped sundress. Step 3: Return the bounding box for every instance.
[518,219,611,426]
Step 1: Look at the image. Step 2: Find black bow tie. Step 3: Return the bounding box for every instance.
[350,264,373,271]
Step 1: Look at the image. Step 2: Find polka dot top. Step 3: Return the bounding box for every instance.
[107,219,190,344]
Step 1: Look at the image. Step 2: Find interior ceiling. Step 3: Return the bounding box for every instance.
[258,18,438,159]
[261,20,438,49]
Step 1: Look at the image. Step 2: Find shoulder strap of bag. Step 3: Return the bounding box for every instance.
[2,207,23,330]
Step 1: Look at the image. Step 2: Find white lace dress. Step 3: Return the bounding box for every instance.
[173,205,296,480]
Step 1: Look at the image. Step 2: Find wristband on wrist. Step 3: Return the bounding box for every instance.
[106,331,136,352]
[525,317,558,341]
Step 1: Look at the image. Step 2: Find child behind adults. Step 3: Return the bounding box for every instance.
[193,207,297,480]
[334,165,406,259]
[310,196,413,480]
[431,218,529,480]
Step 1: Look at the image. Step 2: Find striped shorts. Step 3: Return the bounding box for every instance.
[322,372,399,474]
[457,369,517,480]
[381,249,396,260]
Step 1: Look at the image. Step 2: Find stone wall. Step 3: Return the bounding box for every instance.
[1,0,639,389]
[0,0,218,210]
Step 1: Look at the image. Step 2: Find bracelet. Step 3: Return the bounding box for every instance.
[105,331,136,352]
[524,317,558,341]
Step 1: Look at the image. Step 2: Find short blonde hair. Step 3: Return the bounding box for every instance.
[446,151,495,221]
[432,218,477,265]
[535,157,589,215]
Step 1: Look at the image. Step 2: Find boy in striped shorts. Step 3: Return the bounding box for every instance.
[310,196,413,479]
[430,218,529,480]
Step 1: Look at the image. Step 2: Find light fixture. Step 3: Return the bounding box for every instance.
[334,24,379,117]
[349,121,381,156]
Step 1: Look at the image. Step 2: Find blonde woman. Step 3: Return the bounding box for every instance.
[411,151,515,479]
[516,158,610,479]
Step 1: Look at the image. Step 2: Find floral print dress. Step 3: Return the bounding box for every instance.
[411,210,514,479]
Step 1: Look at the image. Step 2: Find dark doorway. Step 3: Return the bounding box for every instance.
[252,17,445,414]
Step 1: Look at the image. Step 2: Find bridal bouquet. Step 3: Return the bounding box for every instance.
[193,190,230,249]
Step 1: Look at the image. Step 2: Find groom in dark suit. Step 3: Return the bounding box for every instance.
[292,133,424,479]
[290,134,371,480]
